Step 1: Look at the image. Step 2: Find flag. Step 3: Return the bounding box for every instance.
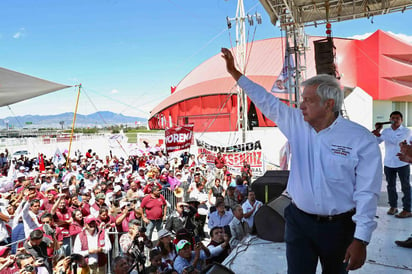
[52,148,66,166]
[271,39,295,93]
[38,153,45,171]
[165,125,194,154]
[7,160,15,181]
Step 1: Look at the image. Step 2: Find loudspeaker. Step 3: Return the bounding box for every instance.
[251,170,289,203]
[267,194,291,219]
[314,37,336,77]
[254,204,285,242]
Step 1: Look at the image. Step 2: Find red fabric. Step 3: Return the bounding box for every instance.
[39,154,45,172]
[97,215,116,229]
[140,194,166,220]
[115,212,136,233]
[69,221,83,237]
[214,156,226,169]
[54,208,73,238]
[81,203,91,217]
[138,159,146,167]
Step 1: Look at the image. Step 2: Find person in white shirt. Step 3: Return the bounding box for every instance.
[372,111,412,218]
[21,199,41,238]
[242,191,262,229]
[73,216,112,273]
[208,201,233,229]
[222,48,382,273]
[154,151,167,171]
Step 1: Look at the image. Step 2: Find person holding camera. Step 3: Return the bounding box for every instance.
[115,201,138,233]
[23,229,52,273]
[173,239,210,274]
[119,219,141,254]
[165,202,197,235]
[53,254,89,274]
[15,253,49,274]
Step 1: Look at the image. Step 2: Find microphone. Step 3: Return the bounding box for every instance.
[375,121,394,126]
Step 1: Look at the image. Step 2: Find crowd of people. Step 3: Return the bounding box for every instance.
[0,145,258,274]
[0,47,411,274]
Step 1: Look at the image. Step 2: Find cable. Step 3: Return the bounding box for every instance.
[82,88,129,156]
[6,105,24,129]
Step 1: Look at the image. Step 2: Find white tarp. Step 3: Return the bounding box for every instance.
[0,67,70,107]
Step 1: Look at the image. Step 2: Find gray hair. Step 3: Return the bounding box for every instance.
[128,219,140,229]
[302,74,343,114]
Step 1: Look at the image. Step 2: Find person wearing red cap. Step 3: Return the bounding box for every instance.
[73,216,111,273]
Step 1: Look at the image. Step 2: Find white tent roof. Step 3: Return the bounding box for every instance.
[0,67,70,107]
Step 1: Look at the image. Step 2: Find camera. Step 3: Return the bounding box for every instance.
[24,265,34,272]
[129,236,146,264]
[70,253,83,263]
[183,265,195,273]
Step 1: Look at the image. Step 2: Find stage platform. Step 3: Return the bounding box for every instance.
[222,206,412,273]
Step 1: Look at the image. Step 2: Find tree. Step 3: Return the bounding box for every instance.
[59,121,64,130]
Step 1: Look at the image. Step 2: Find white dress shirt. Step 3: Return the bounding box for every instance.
[242,199,263,229]
[238,76,382,242]
[376,125,411,168]
[208,210,233,229]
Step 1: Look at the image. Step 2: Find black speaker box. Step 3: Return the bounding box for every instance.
[314,38,336,76]
[254,205,285,242]
[251,170,289,203]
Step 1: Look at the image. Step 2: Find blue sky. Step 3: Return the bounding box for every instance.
[0,0,411,120]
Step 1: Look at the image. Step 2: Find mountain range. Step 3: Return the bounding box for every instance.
[0,111,147,129]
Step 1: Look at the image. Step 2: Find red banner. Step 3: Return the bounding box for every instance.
[165,125,194,153]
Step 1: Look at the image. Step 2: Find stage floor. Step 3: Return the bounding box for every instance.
[223,206,412,273]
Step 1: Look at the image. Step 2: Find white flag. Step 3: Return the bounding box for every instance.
[271,39,295,93]
[53,147,66,166]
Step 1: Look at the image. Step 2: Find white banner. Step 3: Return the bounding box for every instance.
[195,139,265,177]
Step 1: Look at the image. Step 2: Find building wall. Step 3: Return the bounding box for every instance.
[374,101,393,125]
[344,87,373,130]
[373,101,412,127]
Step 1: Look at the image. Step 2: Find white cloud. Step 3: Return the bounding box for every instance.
[111,89,119,94]
[13,28,25,39]
[349,32,373,40]
[349,31,412,44]
[387,31,412,44]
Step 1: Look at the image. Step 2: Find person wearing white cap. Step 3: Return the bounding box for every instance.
[173,239,210,274]
[155,229,176,265]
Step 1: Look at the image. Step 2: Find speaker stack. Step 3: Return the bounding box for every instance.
[313,37,337,77]
[251,170,289,203]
